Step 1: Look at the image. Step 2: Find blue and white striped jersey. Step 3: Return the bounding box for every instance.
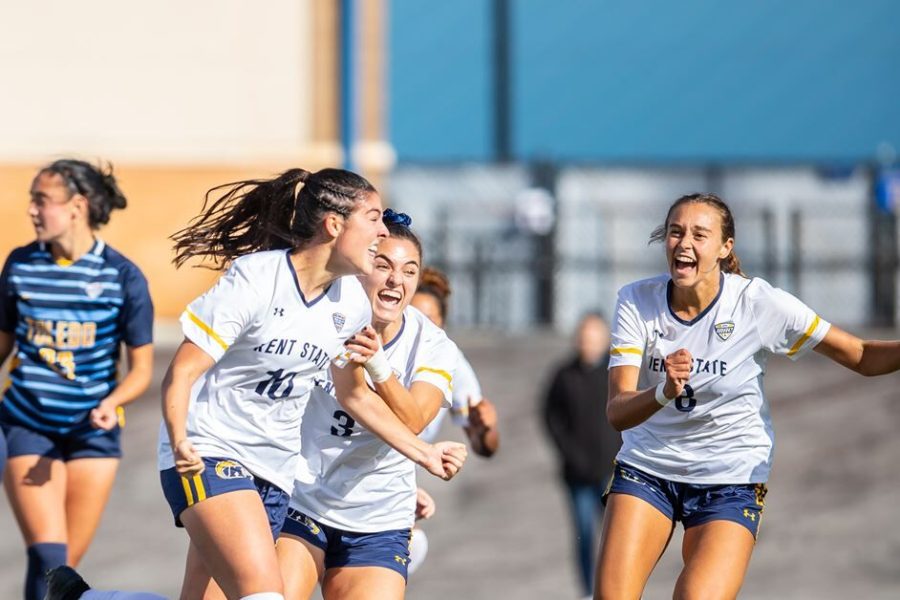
[0,240,153,435]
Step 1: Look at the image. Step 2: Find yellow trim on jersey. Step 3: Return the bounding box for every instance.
[610,346,643,356]
[181,476,194,506]
[415,366,453,390]
[185,309,229,352]
[55,257,73,267]
[193,474,207,502]
[787,315,820,357]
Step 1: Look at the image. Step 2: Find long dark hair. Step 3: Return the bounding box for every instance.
[40,159,127,229]
[649,192,745,277]
[171,167,377,269]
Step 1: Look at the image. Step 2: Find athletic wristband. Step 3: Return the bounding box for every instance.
[364,346,392,383]
[654,382,674,406]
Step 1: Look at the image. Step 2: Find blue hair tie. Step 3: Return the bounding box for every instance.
[383,208,412,228]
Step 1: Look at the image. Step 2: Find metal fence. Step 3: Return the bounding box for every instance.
[389,164,892,331]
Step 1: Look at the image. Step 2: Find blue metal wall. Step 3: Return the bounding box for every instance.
[389,0,900,163]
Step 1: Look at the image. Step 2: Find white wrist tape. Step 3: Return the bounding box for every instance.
[654,382,674,406]
[364,346,392,383]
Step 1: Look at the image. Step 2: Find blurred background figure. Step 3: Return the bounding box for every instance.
[414,267,499,458]
[410,267,500,577]
[542,312,620,598]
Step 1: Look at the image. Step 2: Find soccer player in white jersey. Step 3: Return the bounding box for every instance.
[595,193,900,600]
[407,267,500,575]
[153,169,466,600]
[412,267,499,456]
[276,212,461,600]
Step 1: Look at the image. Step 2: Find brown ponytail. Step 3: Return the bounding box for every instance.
[171,167,376,269]
[416,267,452,322]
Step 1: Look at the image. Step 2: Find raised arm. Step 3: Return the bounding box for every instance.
[606,348,693,431]
[344,325,447,433]
[331,362,466,480]
[465,397,499,457]
[813,325,900,376]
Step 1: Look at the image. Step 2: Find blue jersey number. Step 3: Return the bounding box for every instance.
[331,410,356,437]
[674,384,696,412]
[255,369,300,400]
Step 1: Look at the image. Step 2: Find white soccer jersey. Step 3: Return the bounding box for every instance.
[292,305,458,531]
[609,273,831,484]
[157,250,371,493]
[420,350,481,442]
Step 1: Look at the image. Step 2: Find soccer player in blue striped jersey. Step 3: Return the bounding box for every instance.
[0,159,154,600]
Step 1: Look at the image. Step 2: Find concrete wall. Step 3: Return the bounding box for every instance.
[0,0,343,318]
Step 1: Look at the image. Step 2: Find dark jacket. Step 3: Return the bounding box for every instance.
[542,355,621,485]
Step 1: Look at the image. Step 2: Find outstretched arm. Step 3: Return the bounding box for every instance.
[814,325,900,376]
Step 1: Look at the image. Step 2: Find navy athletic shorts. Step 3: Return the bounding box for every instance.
[159,456,289,540]
[0,411,121,461]
[603,461,767,539]
[280,507,413,580]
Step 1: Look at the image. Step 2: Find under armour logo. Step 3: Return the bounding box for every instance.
[273,307,284,317]
[743,509,756,522]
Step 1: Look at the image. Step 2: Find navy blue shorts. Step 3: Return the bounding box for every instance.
[0,412,121,461]
[603,462,767,539]
[159,457,289,541]
[0,426,7,479]
[280,507,413,580]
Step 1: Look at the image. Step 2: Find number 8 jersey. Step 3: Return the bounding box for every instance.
[157,250,371,493]
[609,273,831,484]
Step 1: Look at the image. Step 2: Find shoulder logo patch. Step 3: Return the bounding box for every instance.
[332,312,346,332]
[714,321,735,341]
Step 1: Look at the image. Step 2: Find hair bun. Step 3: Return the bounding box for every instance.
[418,267,451,300]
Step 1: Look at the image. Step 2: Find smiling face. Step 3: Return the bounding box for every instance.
[28,171,85,244]
[331,192,389,276]
[363,237,422,327]
[665,201,734,289]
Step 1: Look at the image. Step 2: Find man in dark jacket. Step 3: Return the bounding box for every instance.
[542,312,621,597]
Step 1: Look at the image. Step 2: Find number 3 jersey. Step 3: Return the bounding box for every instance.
[609,273,831,484]
[157,250,371,493]
[291,305,458,532]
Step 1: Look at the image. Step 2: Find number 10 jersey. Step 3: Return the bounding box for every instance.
[157,250,371,493]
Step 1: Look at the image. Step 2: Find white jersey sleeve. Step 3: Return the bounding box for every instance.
[180,257,262,362]
[450,351,482,426]
[409,323,457,407]
[749,279,831,360]
[609,284,648,368]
